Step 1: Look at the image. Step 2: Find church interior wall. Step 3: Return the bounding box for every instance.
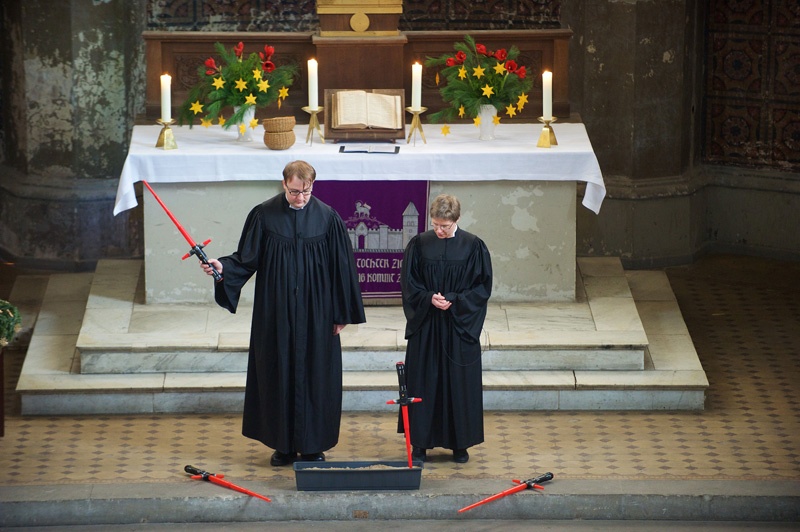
[0,0,797,271]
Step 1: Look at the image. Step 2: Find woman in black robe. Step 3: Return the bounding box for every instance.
[202,161,365,467]
[401,194,492,463]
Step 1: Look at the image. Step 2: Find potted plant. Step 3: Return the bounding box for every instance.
[1,298,21,437]
[425,35,534,139]
[0,299,21,348]
[177,41,299,140]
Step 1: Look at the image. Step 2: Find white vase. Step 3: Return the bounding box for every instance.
[478,104,497,141]
[233,105,256,142]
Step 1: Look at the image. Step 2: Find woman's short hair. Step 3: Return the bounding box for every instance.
[429,194,461,222]
[283,160,316,185]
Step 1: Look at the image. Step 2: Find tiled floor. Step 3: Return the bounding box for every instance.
[1,254,799,487]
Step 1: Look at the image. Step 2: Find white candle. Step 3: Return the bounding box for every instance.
[411,62,422,111]
[160,74,172,122]
[308,59,318,111]
[542,70,553,121]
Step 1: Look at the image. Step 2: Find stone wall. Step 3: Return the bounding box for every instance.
[563,0,799,265]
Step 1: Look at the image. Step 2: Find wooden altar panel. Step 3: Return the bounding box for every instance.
[313,35,408,93]
[142,29,572,124]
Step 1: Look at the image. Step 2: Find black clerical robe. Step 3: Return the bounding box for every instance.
[214,193,365,454]
[400,228,492,450]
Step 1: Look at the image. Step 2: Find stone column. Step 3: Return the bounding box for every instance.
[562,0,707,265]
[0,0,146,269]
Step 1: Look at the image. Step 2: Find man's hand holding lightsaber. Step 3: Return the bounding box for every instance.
[201,258,223,281]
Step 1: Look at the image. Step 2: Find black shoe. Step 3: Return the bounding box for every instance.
[411,446,427,462]
[299,452,325,462]
[453,449,469,463]
[270,450,296,467]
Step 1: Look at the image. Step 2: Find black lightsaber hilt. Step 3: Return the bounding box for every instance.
[186,242,222,282]
[395,362,409,404]
[185,464,212,480]
[523,472,554,488]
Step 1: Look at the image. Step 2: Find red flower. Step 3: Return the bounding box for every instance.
[446,57,457,67]
[494,49,508,61]
[504,60,518,73]
[516,65,527,79]
[259,45,275,62]
[455,51,467,64]
[233,42,244,58]
[204,57,217,76]
[475,43,488,56]
[262,60,276,73]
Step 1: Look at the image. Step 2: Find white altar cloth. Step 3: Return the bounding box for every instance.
[114,122,605,216]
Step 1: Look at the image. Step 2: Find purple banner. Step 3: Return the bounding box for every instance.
[314,180,429,300]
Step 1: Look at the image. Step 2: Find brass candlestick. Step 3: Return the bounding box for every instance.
[155,118,177,150]
[536,116,558,148]
[302,106,325,145]
[405,106,427,145]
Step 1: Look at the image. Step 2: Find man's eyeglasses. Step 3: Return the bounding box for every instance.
[431,222,454,231]
[287,188,313,197]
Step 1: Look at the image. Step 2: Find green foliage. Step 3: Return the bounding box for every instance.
[425,35,534,123]
[177,42,299,128]
[0,299,21,347]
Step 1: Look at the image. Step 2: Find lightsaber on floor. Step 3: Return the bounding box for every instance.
[458,472,553,513]
[185,465,271,503]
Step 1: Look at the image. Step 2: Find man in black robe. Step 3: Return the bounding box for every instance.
[201,160,365,466]
[400,194,492,463]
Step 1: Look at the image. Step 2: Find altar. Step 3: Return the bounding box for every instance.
[114,122,604,304]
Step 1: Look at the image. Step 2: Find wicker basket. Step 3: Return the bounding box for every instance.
[262,116,296,133]
[264,130,296,150]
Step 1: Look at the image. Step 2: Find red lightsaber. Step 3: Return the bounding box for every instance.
[142,180,222,282]
[185,465,271,503]
[458,472,553,513]
[386,361,422,468]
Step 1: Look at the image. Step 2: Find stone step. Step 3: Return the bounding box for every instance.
[2,479,797,527]
[14,257,709,415]
[18,368,708,415]
[77,335,648,374]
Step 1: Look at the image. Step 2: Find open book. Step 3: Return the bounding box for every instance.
[332,90,402,130]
